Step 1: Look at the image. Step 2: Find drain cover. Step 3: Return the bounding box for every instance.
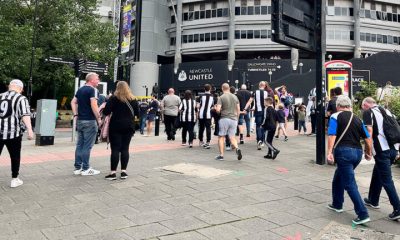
[161,163,233,179]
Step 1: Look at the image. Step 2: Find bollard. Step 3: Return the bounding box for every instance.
[155,111,160,136]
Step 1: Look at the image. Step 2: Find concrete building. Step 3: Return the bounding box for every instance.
[100,0,400,96]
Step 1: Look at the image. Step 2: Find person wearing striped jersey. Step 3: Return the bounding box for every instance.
[197,84,215,149]
[179,90,197,148]
[0,79,34,188]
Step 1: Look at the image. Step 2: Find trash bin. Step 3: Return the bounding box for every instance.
[35,99,57,146]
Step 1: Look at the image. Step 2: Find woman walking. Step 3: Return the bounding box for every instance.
[103,81,139,180]
[179,90,197,148]
[327,95,373,225]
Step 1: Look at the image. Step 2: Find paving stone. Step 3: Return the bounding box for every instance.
[125,209,172,225]
[86,216,135,233]
[11,217,62,233]
[261,211,306,226]
[0,230,47,240]
[270,187,303,198]
[196,223,248,240]
[0,201,42,214]
[289,184,324,194]
[196,210,240,225]
[25,206,72,219]
[73,192,114,202]
[65,201,109,214]
[130,199,173,212]
[249,191,286,202]
[0,211,29,223]
[160,204,205,217]
[42,223,95,240]
[160,215,209,232]
[237,231,282,240]
[122,223,174,239]
[192,200,231,212]
[240,183,274,192]
[190,191,228,201]
[232,217,279,232]
[225,205,267,218]
[75,230,134,240]
[162,195,201,206]
[217,187,253,197]
[270,223,316,239]
[299,192,332,204]
[158,231,209,240]
[55,211,103,225]
[95,205,139,218]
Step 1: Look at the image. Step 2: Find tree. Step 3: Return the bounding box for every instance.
[0,0,117,105]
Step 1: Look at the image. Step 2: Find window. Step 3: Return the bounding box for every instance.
[241,0,247,7]
[170,37,175,46]
[247,30,253,39]
[365,9,371,18]
[377,34,383,43]
[206,10,211,18]
[382,4,387,12]
[370,10,377,20]
[248,6,254,15]
[194,11,199,20]
[200,33,205,42]
[393,5,398,14]
[359,9,365,18]
[223,31,228,40]
[183,13,188,21]
[212,9,217,17]
[382,12,387,20]
[335,7,341,16]
[261,6,268,14]
[328,0,334,6]
[217,8,223,17]
[222,8,229,17]
[211,1,217,9]
[188,35,193,43]
[235,30,240,39]
[366,33,371,42]
[200,11,205,19]
[183,35,187,43]
[255,6,261,15]
[350,31,354,40]
[327,29,335,39]
[254,0,260,6]
[267,30,272,38]
[241,30,247,39]
[394,36,399,45]
[189,4,194,12]
[360,32,365,41]
[377,11,382,20]
[241,7,247,15]
[388,35,393,44]
[349,8,354,16]
[188,12,194,20]
[371,34,376,42]
[335,29,342,40]
[383,35,387,44]
[261,30,267,39]
[235,7,241,15]
[217,32,222,40]
[200,3,205,10]
[388,13,393,21]
[341,8,348,16]
[371,2,376,10]
[205,33,211,41]
[171,16,175,24]
[268,6,272,14]
[211,32,217,41]
[393,14,398,22]
[254,30,260,38]
[194,34,199,42]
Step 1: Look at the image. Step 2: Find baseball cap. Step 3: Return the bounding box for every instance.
[10,79,24,88]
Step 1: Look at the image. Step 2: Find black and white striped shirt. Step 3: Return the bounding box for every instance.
[0,91,31,140]
[197,93,214,119]
[179,99,197,122]
[252,89,269,112]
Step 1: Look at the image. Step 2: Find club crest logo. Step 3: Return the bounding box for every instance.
[178,70,187,81]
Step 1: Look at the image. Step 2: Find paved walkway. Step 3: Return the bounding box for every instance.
[0,123,399,240]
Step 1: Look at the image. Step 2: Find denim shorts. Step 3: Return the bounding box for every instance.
[147,114,156,122]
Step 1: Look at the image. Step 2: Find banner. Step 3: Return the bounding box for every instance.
[121,5,132,54]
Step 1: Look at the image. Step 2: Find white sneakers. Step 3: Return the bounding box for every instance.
[80,168,100,176]
[73,169,82,175]
[10,178,23,188]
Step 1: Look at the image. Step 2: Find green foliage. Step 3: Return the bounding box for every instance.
[386,88,400,120]
[353,80,378,117]
[0,0,117,104]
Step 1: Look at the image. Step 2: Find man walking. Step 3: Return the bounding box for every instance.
[161,88,181,141]
[244,81,269,150]
[362,97,400,220]
[236,84,252,142]
[0,79,34,188]
[71,72,102,176]
[215,83,242,161]
[197,84,215,149]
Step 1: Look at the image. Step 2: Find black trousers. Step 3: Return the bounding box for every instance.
[264,129,277,155]
[109,130,133,171]
[198,119,212,143]
[0,136,22,178]
[310,114,316,133]
[182,122,195,144]
[164,115,177,140]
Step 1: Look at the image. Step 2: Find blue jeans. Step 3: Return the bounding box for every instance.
[139,114,147,133]
[332,146,369,219]
[254,111,264,143]
[75,120,98,171]
[368,149,400,211]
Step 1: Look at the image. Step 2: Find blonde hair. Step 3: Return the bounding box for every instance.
[278,103,284,110]
[114,81,135,102]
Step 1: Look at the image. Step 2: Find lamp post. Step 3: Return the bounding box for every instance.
[142,85,148,96]
[328,54,333,61]
[268,70,272,83]
[298,62,303,74]
[28,0,39,103]
[234,80,239,90]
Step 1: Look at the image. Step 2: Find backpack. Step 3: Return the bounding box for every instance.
[378,107,400,145]
[284,95,293,107]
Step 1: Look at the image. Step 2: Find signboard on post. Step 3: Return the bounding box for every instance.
[121,4,132,54]
[325,60,352,98]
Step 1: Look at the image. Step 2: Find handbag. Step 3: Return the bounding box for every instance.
[333,112,354,150]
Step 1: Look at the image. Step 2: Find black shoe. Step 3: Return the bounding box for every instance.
[215,155,224,161]
[389,209,400,220]
[272,149,280,160]
[364,198,380,209]
[236,148,242,160]
[203,143,211,149]
[264,154,272,159]
[105,173,117,181]
[171,136,175,141]
[284,136,288,142]
[274,135,279,139]
[352,216,370,225]
[246,133,250,137]
[327,204,343,213]
[240,139,244,144]
[120,172,128,179]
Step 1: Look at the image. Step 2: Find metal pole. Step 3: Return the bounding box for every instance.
[28,0,39,103]
[354,0,361,58]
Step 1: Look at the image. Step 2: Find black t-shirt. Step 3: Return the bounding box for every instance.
[148,100,159,114]
[362,106,393,153]
[327,97,337,114]
[236,90,251,110]
[277,110,285,123]
[103,96,139,132]
[139,102,149,116]
[262,106,277,130]
[328,111,369,149]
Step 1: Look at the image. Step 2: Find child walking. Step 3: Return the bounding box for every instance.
[297,104,307,134]
[275,103,288,141]
[262,98,280,159]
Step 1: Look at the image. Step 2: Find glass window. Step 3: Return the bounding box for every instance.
[335,7,341,16]
[188,35,193,43]
[365,10,371,18]
[382,12,387,21]
[211,1,217,9]
[183,13,189,21]
[350,31,354,40]
[188,12,194,21]
[247,30,253,39]
[200,3,205,10]
[371,34,376,42]
[254,0,261,6]
[183,35,187,43]
[371,2,376,10]
[241,30,247,39]
[206,10,211,18]
[261,30,267,39]
[223,31,228,40]
[200,33,205,41]
[382,4,387,12]
[360,32,365,41]
[383,35,387,44]
[241,0,247,7]
[328,0,334,6]
[217,8,223,17]
[267,6,272,14]
[189,4,194,11]
[370,10,377,20]
[377,34,383,43]
[342,30,349,40]
[388,13,393,21]
[349,8,354,16]
[170,37,175,46]
[217,32,222,40]
[359,9,365,18]
[377,11,382,20]
[327,30,335,39]
[241,7,247,15]
[254,30,261,38]
[341,7,348,16]
[366,33,371,42]
[248,6,254,15]
[205,33,211,41]
[388,35,393,44]
[267,30,272,38]
[194,11,200,20]
[393,14,397,22]
[200,11,205,19]
[235,30,240,39]
[235,7,241,15]
[171,16,175,24]
[398,14,400,22]
[261,6,268,15]
[393,5,398,14]
[222,8,229,17]
[327,6,335,16]
[194,34,199,42]
[394,36,399,44]
[212,9,217,17]
[254,6,261,15]
[211,32,217,41]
